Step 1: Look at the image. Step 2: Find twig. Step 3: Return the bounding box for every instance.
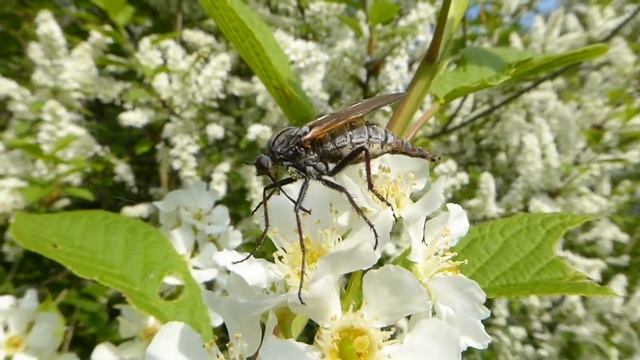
[441,95,468,131]
[406,103,440,140]
[176,0,184,34]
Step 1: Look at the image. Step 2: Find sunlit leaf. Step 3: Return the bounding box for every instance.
[368,0,400,26]
[91,0,135,27]
[455,213,616,298]
[10,211,212,339]
[432,44,608,103]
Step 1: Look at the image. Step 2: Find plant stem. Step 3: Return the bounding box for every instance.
[406,102,440,141]
[387,0,452,137]
[341,270,363,311]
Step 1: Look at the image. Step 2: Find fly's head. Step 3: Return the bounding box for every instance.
[255,127,298,179]
[254,153,273,177]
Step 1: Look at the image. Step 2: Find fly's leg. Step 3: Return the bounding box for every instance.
[328,146,397,221]
[294,179,310,304]
[320,178,380,249]
[252,184,310,215]
[251,189,309,215]
[234,177,298,264]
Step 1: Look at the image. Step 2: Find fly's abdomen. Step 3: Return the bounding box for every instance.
[315,123,438,163]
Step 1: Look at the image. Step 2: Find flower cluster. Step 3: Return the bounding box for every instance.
[0,10,126,220]
[145,155,491,359]
[154,181,242,287]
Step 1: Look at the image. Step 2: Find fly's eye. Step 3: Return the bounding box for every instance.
[255,154,272,175]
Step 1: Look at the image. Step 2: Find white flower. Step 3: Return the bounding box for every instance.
[465,172,504,219]
[155,181,227,233]
[118,108,155,128]
[205,124,225,141]
[113,160,136,190]
[209,162,231,197]
[145,322,224,360]
[336,155,445,255]
[167,132,200,181]
[204,274,284,356]
[0,177,27,215]
[274,30,329,111]
[0,289,66,359]
[408,204,492,351]
[38,100,101,161]
[260,265,462,359]
[0,76,34,120]
[245,124,272,143]
[90,305,162,360]
[208,180,391,354]
[263,180,391,303]
[154,181,240,284]
[382,317,463,360]
[181,29,219,49]
[120,203,154,218]
[433,159,470,195]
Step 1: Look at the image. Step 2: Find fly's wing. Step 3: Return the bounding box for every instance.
[301,92,405,143]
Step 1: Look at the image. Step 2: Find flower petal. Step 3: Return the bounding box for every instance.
[212,250,283,288]
[91,343,121,360]
[444,203,469,246]
[430,275,491,349]
[361,265,429,327]
[145,322,213,360]
[406,178,446,262]
[315,214,389,277]
[204,275,284,356]
[26,312,65,354]
[259,312,321,360]
[288,272,341,326]
[383,318,462,360]
[377,154,431,192]
[168,226,195,256]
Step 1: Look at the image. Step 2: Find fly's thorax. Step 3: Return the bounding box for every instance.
[268,127,301,153]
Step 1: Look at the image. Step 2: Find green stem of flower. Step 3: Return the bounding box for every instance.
[341,270,364,312]
[387,0,469,139]
[386,0,452,138]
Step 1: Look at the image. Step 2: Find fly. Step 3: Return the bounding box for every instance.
[240,93,439,303]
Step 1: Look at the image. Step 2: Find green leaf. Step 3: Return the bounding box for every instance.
[5,139,59,163]
[432,44,608,103]
[199,0,315,125]
[91,0,135,27]
[454,213,616,298]
[135,138,154,155]
[368,0,401,26]
[62,187,96,202]
[52,135,78,154]
[432,47,534,102]
[19,184,55,204]
[510,44,609,81]
[9,211,212,339]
